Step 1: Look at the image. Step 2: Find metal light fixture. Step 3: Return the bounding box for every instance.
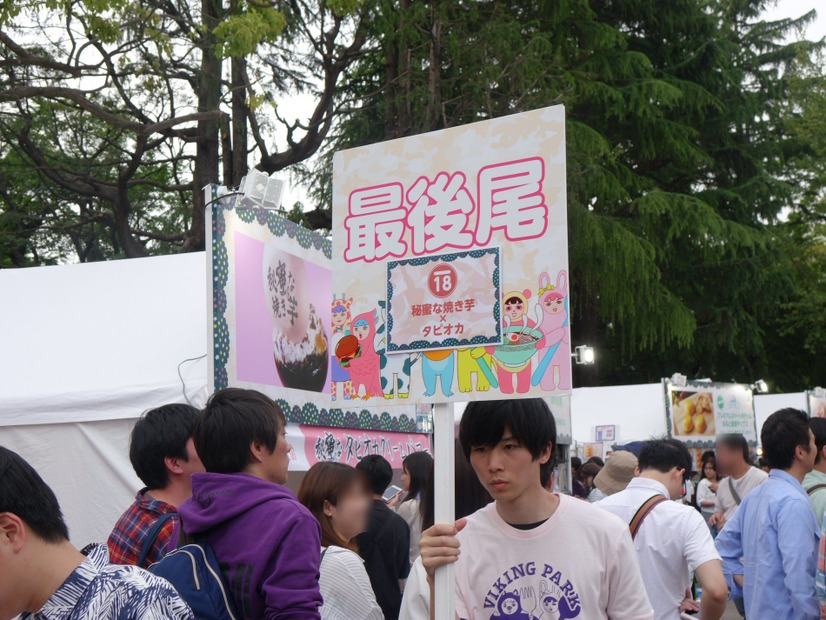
[573,345,595,365]
[752,380,769,394]
[239,170,285,210]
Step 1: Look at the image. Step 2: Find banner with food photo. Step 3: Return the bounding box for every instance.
[206,187,418,433]
[331,105,570,407]
[665,380,757,447]
[807,390,826,418]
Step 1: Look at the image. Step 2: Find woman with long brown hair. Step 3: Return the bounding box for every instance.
[298,462,383,620]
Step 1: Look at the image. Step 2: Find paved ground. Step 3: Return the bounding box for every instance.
[721,601,742,619]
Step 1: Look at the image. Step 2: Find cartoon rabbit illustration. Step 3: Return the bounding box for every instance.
[533,271,570,391]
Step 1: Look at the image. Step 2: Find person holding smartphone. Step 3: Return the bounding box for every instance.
[356,455,411,620]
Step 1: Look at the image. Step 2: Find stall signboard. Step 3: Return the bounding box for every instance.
[298,424,431,470]
[583,442,604,460]
[331,105,570,406]
[665,380,757,447]
[206,188,418,432]
[808,390,826,419]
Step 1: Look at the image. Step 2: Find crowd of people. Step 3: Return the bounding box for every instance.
[2,389,826,619]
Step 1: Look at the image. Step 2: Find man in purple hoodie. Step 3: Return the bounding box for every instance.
[177,388,322,619]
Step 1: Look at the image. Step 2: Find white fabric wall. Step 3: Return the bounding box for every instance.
[0,252,210,427]
[570,383,666,443]
[754,392,808,437]
[0,419,141,547]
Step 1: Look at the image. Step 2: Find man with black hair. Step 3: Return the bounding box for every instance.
[356,454,410,620]
[803,418,826,528]
[597,439,728,620]
[108,403,203,568]
[0,446,193,620]
[716,408,820,619]
[709,434,767,532]
[420,398,653,620]
[175,388,323,619]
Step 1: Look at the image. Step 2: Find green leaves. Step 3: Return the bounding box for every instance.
[213,6,286,58]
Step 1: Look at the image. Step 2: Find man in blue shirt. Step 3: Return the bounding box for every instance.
[715,408,820,620]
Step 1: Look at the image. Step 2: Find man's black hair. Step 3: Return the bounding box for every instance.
[716,434,751,464]
[638,438,693,481]
[762,408,812,471]
[459,398,557,487]
[810,418,826,465]
[586,456,605,467]
[195,388,285,474]
[356,454,393,495]
[570,456,582,471]
[0,446,69,543]
[130,403,199,489]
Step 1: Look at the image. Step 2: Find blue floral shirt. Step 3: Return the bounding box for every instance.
[20,544,193,620]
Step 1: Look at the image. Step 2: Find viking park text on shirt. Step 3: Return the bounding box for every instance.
[455,494,654,620]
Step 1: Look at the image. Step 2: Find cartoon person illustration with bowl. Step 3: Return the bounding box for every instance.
[491,289,541,394]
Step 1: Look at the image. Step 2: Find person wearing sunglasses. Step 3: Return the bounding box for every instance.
[597,439,728,620]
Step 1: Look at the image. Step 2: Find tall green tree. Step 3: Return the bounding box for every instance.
[0,0,368,261]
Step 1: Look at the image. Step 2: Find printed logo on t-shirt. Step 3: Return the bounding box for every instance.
[484,561,581,620]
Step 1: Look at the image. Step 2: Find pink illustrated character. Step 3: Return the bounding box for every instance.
[535,270,571,391]
[347,310,383,399]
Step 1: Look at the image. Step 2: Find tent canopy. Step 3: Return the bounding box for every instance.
[1,252,210,427]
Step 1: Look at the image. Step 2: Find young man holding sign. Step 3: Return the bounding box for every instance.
[420,399,653,620]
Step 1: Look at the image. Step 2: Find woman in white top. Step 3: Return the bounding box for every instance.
[696,453,719,536]
[390,451,433,566]
[298,462,383,620]
[399,439,492,620]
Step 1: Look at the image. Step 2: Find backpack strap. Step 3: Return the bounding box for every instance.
[137,512,176,567]
[726,476,743,506]
[807,484,826,496]
[629,495,668,540]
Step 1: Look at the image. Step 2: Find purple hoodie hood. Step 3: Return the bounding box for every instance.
[179,472,322,620]
[181,472,299,533]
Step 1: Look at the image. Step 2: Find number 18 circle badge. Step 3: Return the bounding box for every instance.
[428,263,458,298]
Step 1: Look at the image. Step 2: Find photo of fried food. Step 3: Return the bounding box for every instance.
[671,390,715,436]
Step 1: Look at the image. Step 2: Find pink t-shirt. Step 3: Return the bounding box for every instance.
[455,494,654,620]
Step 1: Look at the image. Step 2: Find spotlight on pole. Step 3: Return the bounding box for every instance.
[573,345,595,365]
[752,380,769,394]
[239,170,285,210]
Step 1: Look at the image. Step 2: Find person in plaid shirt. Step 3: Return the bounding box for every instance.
[108,404,203,568]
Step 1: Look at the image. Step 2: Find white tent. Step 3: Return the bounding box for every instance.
[0,253,209,546]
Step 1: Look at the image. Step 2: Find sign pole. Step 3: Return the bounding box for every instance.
[433,401,455,619]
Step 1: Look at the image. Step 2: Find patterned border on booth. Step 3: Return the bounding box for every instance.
[209,189,418,433]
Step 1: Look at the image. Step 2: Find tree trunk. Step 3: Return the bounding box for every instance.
[113,186,148,257]
[231,56,248,187]
[187,0,223,252]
